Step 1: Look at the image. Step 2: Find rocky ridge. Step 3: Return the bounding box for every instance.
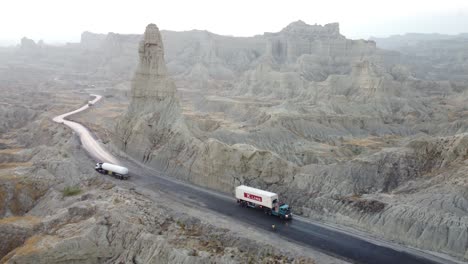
[113,22,468,261]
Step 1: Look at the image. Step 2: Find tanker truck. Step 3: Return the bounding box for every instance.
[235,185,292,220]
[95,162,129,180]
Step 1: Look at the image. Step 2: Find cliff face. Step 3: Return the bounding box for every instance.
[235,21,382,99]
[265,21,374,65]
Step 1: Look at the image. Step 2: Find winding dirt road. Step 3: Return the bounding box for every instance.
[53,94,119,164]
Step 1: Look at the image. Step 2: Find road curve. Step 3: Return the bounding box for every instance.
[53,94,119,164]
[54,94,459,264]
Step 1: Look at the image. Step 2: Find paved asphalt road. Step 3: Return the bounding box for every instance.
[54,94,459,264]
[124,163,449,264]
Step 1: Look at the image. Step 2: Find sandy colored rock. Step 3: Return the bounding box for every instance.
[111,22,468,261]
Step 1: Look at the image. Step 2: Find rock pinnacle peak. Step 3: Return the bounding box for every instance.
[143,23,162,45]
[129,23,177,106]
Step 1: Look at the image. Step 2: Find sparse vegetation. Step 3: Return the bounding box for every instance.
[62,186,82,197]
[350,145,363,155]
[339,195,386,213]
[176,220,186,230]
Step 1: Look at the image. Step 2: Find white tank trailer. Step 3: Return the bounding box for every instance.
[235,185,292,219]
[95,162,129,180]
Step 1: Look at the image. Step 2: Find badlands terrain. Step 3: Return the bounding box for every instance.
[0,29,335,263]
[0,20,467,263]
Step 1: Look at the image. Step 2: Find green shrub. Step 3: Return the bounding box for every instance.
[62,186,82,197]
[176,220,185,230]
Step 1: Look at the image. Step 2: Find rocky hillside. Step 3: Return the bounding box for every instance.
[111,22,468,261]
[2,20,467,261]
[0,48,334,263]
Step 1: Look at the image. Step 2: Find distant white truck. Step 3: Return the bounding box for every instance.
[95,162,129,180]
[235,185,292,220]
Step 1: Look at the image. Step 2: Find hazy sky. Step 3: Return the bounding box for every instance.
[1,0,468,45]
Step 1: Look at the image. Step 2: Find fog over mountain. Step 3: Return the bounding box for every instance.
[1,0,467,45]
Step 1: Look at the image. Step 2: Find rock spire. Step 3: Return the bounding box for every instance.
[116,23,183,163]
[131,23,177,104]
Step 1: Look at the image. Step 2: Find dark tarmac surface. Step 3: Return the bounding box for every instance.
[56,95,456,264]
[124,162,449,264]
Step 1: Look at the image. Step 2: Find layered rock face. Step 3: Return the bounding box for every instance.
[265,21,374,65]
[235,22,382,99]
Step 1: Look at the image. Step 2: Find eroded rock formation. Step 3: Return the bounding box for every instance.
[116,24,298,193]
[0,68,323,264]
[116,24,185,164]
[113,22,468,261]
[5,20,465,261]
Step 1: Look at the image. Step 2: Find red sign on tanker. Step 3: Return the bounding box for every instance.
[244,192,262,202]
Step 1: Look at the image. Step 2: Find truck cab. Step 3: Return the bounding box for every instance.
[95,162,104,172]
[271,201,293,219]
